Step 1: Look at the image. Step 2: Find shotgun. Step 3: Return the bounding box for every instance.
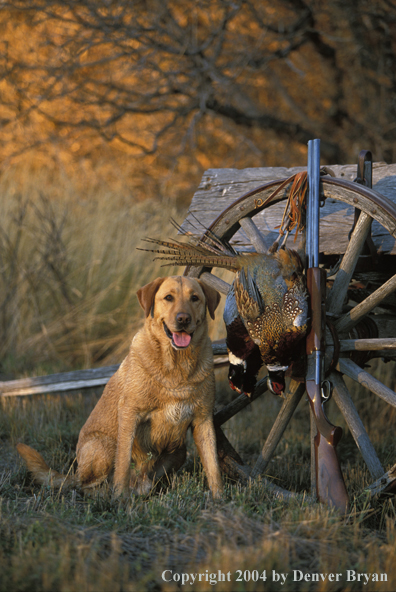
[306,139,349,513]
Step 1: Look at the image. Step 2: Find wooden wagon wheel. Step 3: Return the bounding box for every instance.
[184,173,396,503]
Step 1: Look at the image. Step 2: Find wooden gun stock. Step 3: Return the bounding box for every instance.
[306,267,349,513]
[305,380,348,513]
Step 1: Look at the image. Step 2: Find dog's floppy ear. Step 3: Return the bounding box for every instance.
[137,277,166,317]
[197,280,221,320]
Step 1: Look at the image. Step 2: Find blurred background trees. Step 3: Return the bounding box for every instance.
[1,0,396,203]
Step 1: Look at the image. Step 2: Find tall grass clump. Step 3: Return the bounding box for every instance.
[0,166,198,376]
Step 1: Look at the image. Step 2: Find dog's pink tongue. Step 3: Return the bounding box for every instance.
[172,331,191,347]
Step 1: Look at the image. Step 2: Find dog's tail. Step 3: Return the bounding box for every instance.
[17,443,80,490]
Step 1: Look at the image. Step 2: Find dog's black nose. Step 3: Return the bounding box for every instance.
[176,312,191,326]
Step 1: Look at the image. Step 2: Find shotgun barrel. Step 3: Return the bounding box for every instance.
[306,139,349,513]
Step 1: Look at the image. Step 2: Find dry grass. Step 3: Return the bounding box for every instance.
[1,164,396,591]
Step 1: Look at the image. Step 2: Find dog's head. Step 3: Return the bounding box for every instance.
[137,276,220,350]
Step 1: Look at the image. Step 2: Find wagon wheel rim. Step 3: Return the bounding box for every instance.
[183,175,396,500]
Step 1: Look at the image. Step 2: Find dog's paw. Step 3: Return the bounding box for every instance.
[112,482,130,501]
[112,486,136,504]
[212,492,224,502]
[208,486,224,503]
[135,475,154,496]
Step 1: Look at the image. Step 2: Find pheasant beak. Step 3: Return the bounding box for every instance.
[267,371,286,398]
[228,379,252,398]
[229,379,238,392]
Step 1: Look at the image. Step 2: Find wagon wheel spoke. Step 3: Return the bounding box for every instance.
[337,358,396,408]
[330,371,384,479]
[326,212,373,316]
[361,463,396,497]
[239,216,270,253]
[251,379,305,479]
[199,271,231,295]
[214,376,268,427]
[339,338,396,352]
[214,384,304,500]
[334,272,396,334]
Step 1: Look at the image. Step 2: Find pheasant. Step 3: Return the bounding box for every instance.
[140,228,309,397]
[232,247,308,395]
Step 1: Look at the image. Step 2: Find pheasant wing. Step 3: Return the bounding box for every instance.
[234,267,265,346]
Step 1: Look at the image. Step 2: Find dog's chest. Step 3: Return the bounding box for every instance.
[163,401,195,425]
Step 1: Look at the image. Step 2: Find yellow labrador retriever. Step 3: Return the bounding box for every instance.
[17,276,223,499]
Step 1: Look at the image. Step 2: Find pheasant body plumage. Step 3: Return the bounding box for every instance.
[233,251,308,368]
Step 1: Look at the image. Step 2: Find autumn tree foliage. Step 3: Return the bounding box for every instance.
[1,0,396,199]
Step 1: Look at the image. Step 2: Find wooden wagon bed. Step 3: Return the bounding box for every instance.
[181,162,396,257]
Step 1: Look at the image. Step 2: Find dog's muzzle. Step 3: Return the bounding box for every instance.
[163,322,193,349]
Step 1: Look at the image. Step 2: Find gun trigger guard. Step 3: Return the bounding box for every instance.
[321,380,332,402]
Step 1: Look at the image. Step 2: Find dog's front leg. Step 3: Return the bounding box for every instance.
[192,418,223,499]
[113,409,139,498]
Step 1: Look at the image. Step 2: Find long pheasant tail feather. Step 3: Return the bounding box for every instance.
[139,219,241,270]
[141,237,221,257]
[171,215,237,257]
[141,237,192,253]
[138,238,241,271]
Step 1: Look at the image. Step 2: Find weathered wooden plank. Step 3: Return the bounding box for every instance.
[212,340,228,356]
[321,181,396,252]
[214,376,268,427]
[358,318,396,361]
[0,352,229,397]
[180,163,396,255]
[0,365,120,397]
[239,216,270,253]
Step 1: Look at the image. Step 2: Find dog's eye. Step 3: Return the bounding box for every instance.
[164,294,174,302]
[191,294,200,302]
